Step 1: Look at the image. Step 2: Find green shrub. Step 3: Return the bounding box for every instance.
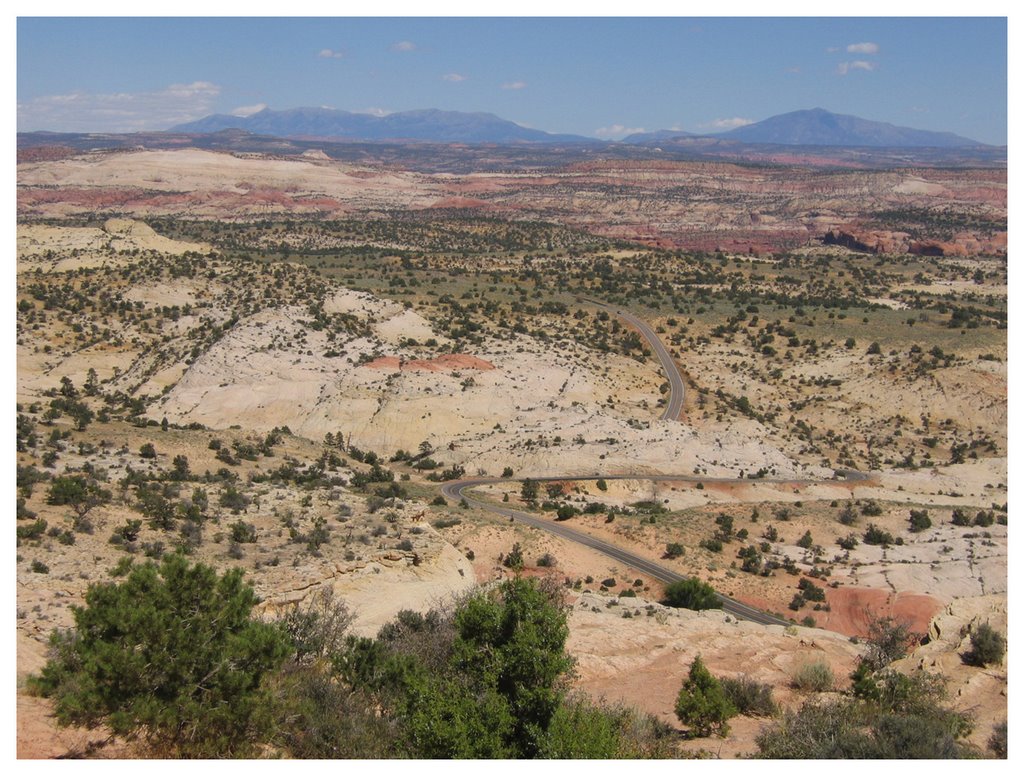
[230,520,257,544]
[908,509,931,532]
[964,622,1005,667]
[663,578,721,610]
[502,542,524,570]
[863,523,896,546]
[664,542,685,559]
[674,655,736,737]
[29,555,291,757]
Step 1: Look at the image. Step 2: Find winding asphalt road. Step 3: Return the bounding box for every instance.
[437,302,873,626]
[589,300,686,420]
[443,472,863,627]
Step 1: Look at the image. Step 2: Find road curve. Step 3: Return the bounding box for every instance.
[442,476,801,627]
[588,299,685,421]
[438,302,869,626]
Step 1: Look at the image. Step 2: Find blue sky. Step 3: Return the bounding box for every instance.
[16,15,1008,144]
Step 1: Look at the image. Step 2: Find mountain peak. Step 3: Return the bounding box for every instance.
[171,106,591,144]
[717,108,983,148]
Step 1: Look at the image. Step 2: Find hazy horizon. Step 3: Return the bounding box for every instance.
[17,16,1008,145]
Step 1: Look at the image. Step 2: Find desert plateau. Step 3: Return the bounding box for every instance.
[15,14,1009,762]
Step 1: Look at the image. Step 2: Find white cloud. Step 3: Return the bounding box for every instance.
[354,107,391,117]
[838,60,876,75]
[442,73,467,82]
[593,124,646,139]
[501,81,527,90]
[703,117,754,130]
[826,46,840,53]
[18,81,222,132]
[231,103,266,117]
[318,48,345,59]
[846,42,880,54]
[391,40,416,52]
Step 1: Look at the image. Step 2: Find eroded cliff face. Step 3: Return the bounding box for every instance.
[18,149,1006,257]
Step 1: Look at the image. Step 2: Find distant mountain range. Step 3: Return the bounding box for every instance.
[172,107,593,144]
[715,108,982,148]
[171,106,987,148]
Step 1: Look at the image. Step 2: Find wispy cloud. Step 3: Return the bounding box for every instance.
[18,81,221,132]
[838,60,876,75]
[354,107,391,117]
[231,103,266,117]
[442,73,467,82]
[391,40,416,52]
[702,117,754,130]
[318,48,345,59]
[846,42,879,54]
[501,81,527,90]
[594,124,646,139]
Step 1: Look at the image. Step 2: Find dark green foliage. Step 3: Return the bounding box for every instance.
[720,675,778,717]
[837,533,859,550]
[664,542,685,559]
[539,695,675,758]
[555,504,579,521]
[17,519,48,543]
[674,655,736,737]
[861,500,883,516]
[220,485,250,513]
[796,530,813,548]
[502,542,524,570]
[908,509,931,532]
[699,537,723,553]
[135,484,177,531]
[798,578,826,602]
[737,544,762,573]
[973,509,995,527]
[30,555,292,757]
[450,577,575,756]
[339,577,576,758]
[863,523,897,547]
[229,520,257,544]
[663,578,721,610]
[139,442,157,459]
[47,475,110,517]
[964,622,1005,667]
[520,479,539,502]
[838,502,858,525]
[951,508,972,526]
[170,455,192,481]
